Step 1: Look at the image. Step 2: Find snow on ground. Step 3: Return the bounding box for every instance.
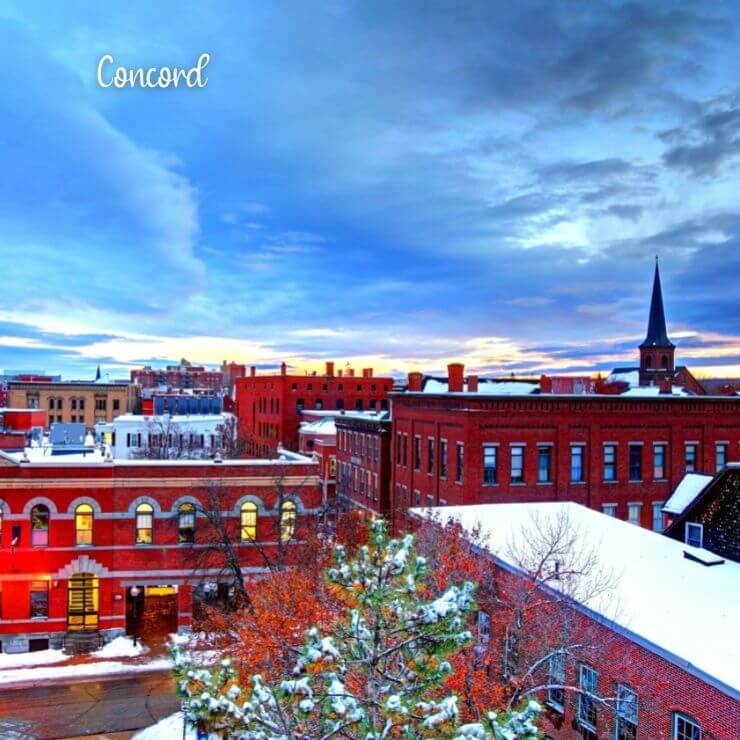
[95,635,148,658]
[0,647,68,669]
[0,657,171,685]
[134,712,196,740]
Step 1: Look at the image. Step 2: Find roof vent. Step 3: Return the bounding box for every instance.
[683,550,724,567]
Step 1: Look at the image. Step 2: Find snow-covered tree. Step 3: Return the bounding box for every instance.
[172,519,541,738]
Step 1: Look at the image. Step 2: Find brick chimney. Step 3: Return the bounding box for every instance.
[408,372,423,392]
[467,374,479,393]
[338,368,343,377]
[325,361,335,377]
[362,368,373,378]
[280,362,287,376]
[346,368,355,377]
[250,366,256,377]
[540,374,552,393]
[447,363,464,393]
[659,378,673,395]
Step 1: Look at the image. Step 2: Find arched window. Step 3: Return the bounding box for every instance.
[644,355,652,369]
[240,502,258,542]
[135,503,154,544]
[279,500,296,543]
[661,354,669,370]
[31,504,49,547]
[75,503,94,546]
[178,503,196,544]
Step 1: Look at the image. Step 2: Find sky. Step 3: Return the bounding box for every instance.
[1,1,739,381]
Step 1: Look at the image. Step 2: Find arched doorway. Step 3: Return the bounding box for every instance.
[67,573,99,631]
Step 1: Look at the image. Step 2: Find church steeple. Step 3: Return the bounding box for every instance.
[639,257,675,385]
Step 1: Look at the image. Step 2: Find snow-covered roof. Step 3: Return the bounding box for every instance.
[605,369,639,387]
[299,418,337,436]
[413,501,740,696]
[620,385,690,397]
[421,378,539,396]
[663,473,715,515]
[107,413,231,424]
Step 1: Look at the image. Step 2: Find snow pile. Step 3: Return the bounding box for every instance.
[133,712,196,740]
[95,635,148,659]
[0,647,68,669]
[0,657,171,686]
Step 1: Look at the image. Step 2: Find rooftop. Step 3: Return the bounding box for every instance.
[663,473,715,515]
[413,501,740,696]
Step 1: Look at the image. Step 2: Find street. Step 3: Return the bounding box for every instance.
[0,673,180,739]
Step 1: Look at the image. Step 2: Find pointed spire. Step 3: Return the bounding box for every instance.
[640,257,674,348]
[95,364,101,381]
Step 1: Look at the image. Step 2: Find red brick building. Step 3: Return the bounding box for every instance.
[391,264,740,532]
[298,412,339,507]
[416,502,740,740]
[131,358,235,391]
[235,361,393,457]
[336,411,393,517]
[0,409,47,451]
[0,449,320,653]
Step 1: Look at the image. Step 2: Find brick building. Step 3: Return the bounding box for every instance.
[416,502,740,740]
[8,380,130,429]
[0,409,47,451]
[336,411,393,516]
[391,264,740,532]
[235,361,393,457]
[131,358,244,392]
[0,449,320,653]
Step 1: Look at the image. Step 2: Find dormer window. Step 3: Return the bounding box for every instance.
[685,522,703,549]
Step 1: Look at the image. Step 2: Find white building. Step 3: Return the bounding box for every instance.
[96,412,233,459]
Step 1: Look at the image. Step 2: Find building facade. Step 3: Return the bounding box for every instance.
[336,412,393,516]
[0,450,320,653]
[8,381,130,429]
[416,502,739,740]
[235,361,393,456]
[0,409,47,451]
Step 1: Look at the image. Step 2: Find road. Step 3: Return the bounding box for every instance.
[0,673,180,739]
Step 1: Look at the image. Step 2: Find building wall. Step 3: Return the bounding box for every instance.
[336,417,392,516]
[235,363,393,456]
[391,394,740,532]
[8,383,130,428]
[0,457,321,651]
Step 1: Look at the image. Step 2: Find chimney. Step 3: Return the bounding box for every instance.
[540,375,553,394]
[447,363,464,393]
[325,361,335,377]
[280,362,287,376]
[659,378,673,395]
[362,368,373,378]
[347,368,355,377]
[408,371,423,392]
[467,374,479,393]
[338,368,343,377]
[250,366,256,377]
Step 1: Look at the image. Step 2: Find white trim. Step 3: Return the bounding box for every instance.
[66,496,102,514]
[127,496,163,515]
[22,496,59,514]
[55,554,111,579]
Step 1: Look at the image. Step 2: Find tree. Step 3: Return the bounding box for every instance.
[172,520,542,739]
[128,415,214,460]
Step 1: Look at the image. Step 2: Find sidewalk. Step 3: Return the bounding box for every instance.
[0,635,173,689]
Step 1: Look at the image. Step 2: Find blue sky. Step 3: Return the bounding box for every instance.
[1,1,739,380]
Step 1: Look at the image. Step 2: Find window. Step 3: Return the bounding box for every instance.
[427,438,434,475]
[628,444,642,481]
[95,398,106,411]
[296,399,304,413]
[615,685,637,740]
[577,664,598,730]
[112,399,120,411]
[178,503,196,544]
[79,398,85,410]
[602,504,617,517]
[31,504,49,547]
[30,580,49,618]
[672,713,701,740]
[439,440,448,478]
[684,443,697,473]
[414,436,421,471]
[135,503,154,544]
[239,502,257,542]
[280,500,296,542]
[570,445,584,482]
[603,444,616,481]
[537,446,552,483]
[652,502,664,532]
[510,445,524,483]
[455,442,464,483]
[685,522,703,549]
[654,443,666,480]
[75,504,93,546]
[627,503,642,526]
[483,445,498,485]
[315,399,323,410]
[715,442,728,472]
[71,398,77,410]
[48,398,55,409]
[547,653,565,711]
